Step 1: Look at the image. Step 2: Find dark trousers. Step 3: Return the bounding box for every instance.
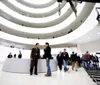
[30,58,38,74]
[58,63,62,70]
[57,60,63,70]
[78,61,81,67]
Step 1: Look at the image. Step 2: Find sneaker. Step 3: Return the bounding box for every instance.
[45,74,52,77]
[64,68,69,72]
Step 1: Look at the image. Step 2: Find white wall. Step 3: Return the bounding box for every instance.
[0,45,77,61]
[77,39,100,55]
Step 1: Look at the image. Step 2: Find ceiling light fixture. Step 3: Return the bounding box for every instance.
[97,32,100,35]
[87,37,91,39]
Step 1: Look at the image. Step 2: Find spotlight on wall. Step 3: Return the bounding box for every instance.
[22,24,24,26]
[53,36,55,38]
[68,29,73,34]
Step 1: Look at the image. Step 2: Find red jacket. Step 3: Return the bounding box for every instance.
[84,53,90,61]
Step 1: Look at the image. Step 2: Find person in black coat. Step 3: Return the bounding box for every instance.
[14,54,16,58]
[43,44,51,60]
[30,43,40,75]
[61,49,69,71]
[70,52,78,71]
[7,52,12,58]
[56,51,63,71]
[43,42,52,77]
[18,51,22,59]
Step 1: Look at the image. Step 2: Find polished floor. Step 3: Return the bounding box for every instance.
[0,64,97,85]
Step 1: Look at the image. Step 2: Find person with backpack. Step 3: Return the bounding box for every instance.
[70,52,78,71]
[61,49,69,72]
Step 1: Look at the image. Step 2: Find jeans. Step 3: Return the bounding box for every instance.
[63,60,68,69]
[46,60,51,75]
[84,60,90,69]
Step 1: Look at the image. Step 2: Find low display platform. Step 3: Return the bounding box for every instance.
[2,58,57,74]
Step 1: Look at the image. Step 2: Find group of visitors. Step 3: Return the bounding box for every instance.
[56,50,99,71]
[30,43,89,77]
[82,51,99,70]
[56,49,82,72]
[7,43,99,77]
[7,51,22,59]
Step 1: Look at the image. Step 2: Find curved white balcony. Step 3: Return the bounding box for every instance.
[16,0,56,8]
[0,2,87,32]
[1,0,66,17]
[0,4,97,45]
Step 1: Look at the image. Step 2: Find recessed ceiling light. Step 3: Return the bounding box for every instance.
[87,37,91,39]
[97,32,100,35]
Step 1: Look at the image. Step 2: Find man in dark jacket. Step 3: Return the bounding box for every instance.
[30,43,40,75]
[56,51,63,71]
[61,49,69,71]
[43,42,52,77]
[70,52,78,71]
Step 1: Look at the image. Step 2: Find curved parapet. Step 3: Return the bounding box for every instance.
[2,58,57,74]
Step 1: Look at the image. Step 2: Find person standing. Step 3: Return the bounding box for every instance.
[56,51,63,71]
[7,52,13,58]
[14,54,16,58]
[30,43,40,75]
[18,51,22,59]
[83,51,90,70]
[70,52,78,71]
[43,42,52,77]
[77,55,81,67]
[61,49,69,72]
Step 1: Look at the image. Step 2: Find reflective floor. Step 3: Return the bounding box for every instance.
[0,64,97,85]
